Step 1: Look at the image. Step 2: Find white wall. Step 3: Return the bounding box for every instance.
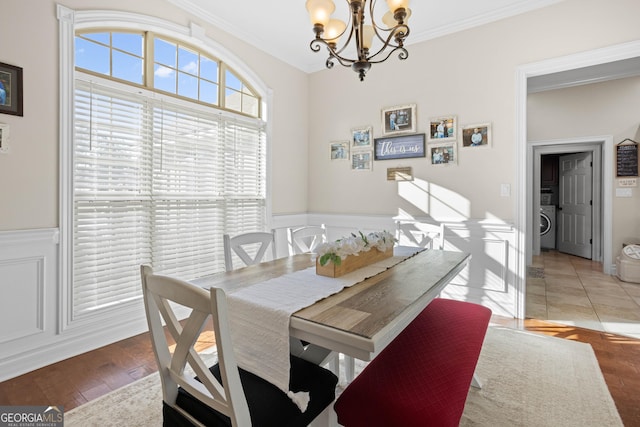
[305,0,640,248]
[528,76,640,252]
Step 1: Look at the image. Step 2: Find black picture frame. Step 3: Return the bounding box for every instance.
[0,62,24,117]
[374,133,425,160]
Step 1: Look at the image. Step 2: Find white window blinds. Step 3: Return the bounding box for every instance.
[73,79,266,318]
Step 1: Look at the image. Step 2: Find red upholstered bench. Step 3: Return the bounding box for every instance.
[334,298,491,427]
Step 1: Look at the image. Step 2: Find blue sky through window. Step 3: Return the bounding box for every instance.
[75,31,257,117]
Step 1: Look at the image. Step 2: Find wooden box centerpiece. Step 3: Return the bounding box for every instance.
[315,230,396,278]
[316,247,393,278]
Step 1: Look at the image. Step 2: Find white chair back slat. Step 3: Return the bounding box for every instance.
[223,231,277,272]
[140,265,252,427]
[288,225,327,254]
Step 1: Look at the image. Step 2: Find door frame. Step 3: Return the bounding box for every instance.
[530,138,611,263]
[514,40,640,319]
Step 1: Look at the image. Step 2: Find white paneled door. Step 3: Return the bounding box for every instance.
[558,152,593,259]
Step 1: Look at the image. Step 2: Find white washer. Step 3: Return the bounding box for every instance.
[540,205,556,249]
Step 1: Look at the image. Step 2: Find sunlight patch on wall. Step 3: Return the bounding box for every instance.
[398,179,470,220]
[484,212,510,224]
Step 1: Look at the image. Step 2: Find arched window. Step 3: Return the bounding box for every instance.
[59,8,269,321]
[75,30,261,118]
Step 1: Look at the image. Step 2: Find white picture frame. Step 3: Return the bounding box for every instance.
[429,142,457,165]
[427,115,457,143]
[351,151,372,171]
[329,140,350,160]
[351,125,373,150]
[381,104,416,135]
[460,122,492,148]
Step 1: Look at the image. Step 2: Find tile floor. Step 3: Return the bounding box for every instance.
[526,249,640,339]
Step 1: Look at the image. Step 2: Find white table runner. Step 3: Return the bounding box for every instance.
[226,246,422,411]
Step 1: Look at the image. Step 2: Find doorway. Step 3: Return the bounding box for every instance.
[532,142,606,260]
[513,41,640,319]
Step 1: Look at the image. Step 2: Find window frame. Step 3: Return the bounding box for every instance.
[74,29,262,119]
[58,6,272,332]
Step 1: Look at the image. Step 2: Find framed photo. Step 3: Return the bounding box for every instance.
[0,123,9,153]
[381,104,416,135]
[374,133,425,160]
[461,122,492,148]
[351,151,372,171]
[0,62,24,117]
[427,115,457,143]
[329,140,350,161]
[429,143,457,165]
[351,126,373,149]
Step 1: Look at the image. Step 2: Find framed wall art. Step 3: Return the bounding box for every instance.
[374,133,425,160]
[427,115,457,143]
[429,143,457,165]
[616,138,638,177]
[460,122,492,148]
[351,125,373,149]
[381,104,416,135]
[329,140,349,161]
[0,62,24,117]
[351,151,372,171]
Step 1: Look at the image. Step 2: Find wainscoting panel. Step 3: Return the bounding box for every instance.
[0,229,59,380]
[439,222,516,317]
[275,214,518,317]
[0,256,45,344]
[1,217,517,381]
[0,229,149,382]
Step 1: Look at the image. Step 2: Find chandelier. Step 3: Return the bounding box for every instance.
[306,0,411,81]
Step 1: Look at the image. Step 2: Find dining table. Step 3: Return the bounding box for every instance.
[192,247,469,425]
[192,247,470,371]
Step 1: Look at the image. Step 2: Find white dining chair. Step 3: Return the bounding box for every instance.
[396,220,445,250]
[223,231,277,272]
[140,265,338,427]
[287,224,327,254]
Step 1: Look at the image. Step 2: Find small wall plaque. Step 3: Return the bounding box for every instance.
[618,178,637,187]
[387,167,413,181]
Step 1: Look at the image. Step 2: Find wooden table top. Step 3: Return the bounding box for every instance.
[193,248,470,360]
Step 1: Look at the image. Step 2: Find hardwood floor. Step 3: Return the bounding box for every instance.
[1,302,639,425]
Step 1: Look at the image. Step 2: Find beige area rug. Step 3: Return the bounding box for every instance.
[65,327,622,427]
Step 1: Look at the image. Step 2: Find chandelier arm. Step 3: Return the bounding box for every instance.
[310,38,325,53]
[332,26,357,57]
[371,23,410,47]
[310,37,357,67]
[327,50,357,67]
[365,25,409,62]
[366,46,409,65]
[368,0,387,43]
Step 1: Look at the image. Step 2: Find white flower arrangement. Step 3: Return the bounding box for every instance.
[317,230,397,266]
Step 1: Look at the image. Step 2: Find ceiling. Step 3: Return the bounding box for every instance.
[167,0,565,74]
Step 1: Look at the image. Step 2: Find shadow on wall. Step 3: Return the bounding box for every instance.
[397,178,470,220]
